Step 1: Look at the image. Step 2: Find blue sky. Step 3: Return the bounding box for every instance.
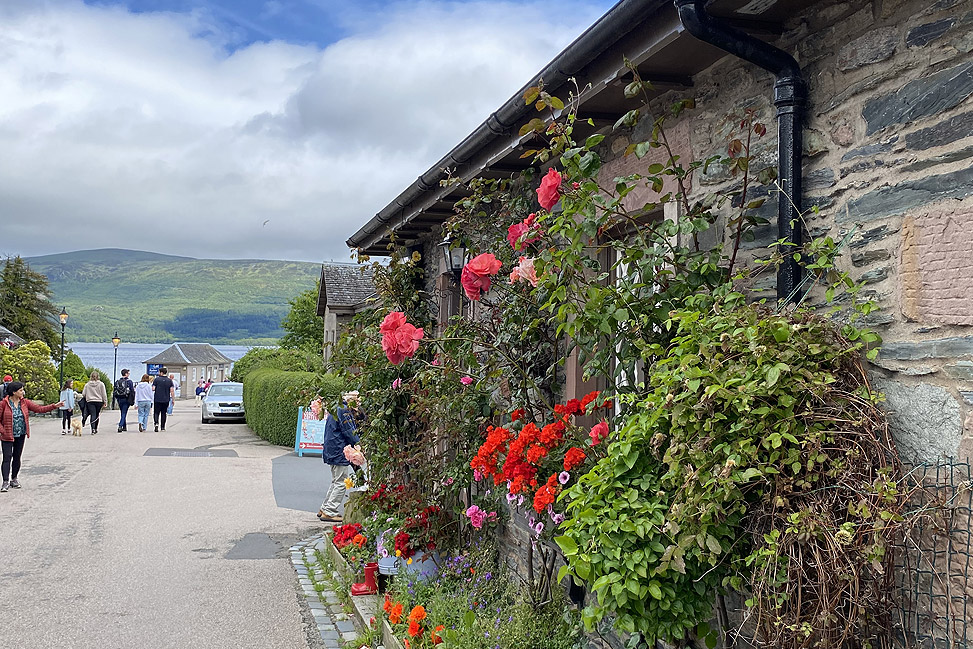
[2,0,617,262]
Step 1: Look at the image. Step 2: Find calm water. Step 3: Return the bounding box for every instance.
[68,342,252,384]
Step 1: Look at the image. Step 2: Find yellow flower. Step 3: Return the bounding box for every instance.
[343,477,355,489]
[395,549,402,557]
[406,558,413,565]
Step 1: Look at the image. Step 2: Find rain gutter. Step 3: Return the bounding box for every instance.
[674,0,806,303]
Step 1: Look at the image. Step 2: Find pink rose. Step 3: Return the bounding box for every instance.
[380,311,424,365]
[460,253,503,301]
[507,213,542,252]
[509,257,538,288]
[589,420,609,445]
[379,311,407,335]
[536,168,562,211]
[460,376,473,386]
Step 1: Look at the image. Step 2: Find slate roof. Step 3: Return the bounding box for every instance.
[142,343,234,365]
[317,264,375,316]
[0,325,25,346]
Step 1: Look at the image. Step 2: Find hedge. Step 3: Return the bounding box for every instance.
[243,368,345,447]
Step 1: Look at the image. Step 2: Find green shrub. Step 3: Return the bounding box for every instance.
[0,340,58,403]
[230,346,325,382]
[242,368,344,446]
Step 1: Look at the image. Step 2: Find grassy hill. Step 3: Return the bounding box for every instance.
[26,249,321,344]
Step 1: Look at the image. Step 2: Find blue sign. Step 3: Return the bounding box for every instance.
[295,407,327,457]
[147,364,163,376]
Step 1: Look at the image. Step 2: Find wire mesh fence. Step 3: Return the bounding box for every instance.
[894,459,973,649]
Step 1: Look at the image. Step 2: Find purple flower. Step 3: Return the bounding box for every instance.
[460,376,473,386]
[559,471,570,485]
[534,522,544,535]
[474,468,483,482]
[552,513,565,525]
[517,495,524,507]
[506,492,516,503]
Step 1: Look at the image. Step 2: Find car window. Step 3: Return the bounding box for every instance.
[207,385,242,397]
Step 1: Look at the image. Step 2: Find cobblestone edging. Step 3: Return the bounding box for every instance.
[290,532,375,649]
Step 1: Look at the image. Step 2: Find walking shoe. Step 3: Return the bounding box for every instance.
[117,427,124,433]
[139,424,144,432]
[62,430,67,435]
[161,427,166,431]
[154,425,159,432]
[0,482,8,492]
[318,514,342,523]
[10,479,20,489]
[91,429,97,435]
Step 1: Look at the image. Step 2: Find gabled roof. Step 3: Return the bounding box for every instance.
[0,325,25,346]
[141,343,233,365]
[317,264,376,316]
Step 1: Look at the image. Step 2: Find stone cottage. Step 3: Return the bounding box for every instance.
[347,0,973,642]
[316,263,375,361]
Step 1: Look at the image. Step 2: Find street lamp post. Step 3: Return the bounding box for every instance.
[111,333,121,408]
[58,307,68,387]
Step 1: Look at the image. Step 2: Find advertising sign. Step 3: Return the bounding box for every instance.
[294,407,327,457]
[147,364,163,376]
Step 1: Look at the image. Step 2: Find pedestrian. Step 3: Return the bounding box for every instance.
[0,381,63,492]
[81,371,108,435]
[134,374,153,432]
[318,391,363,523]
[58,379,80,435]
[113,369,135,432]
[194,380,206,407]
[151,367,174,432]
[0,374,12,400]
[167,374,180,416]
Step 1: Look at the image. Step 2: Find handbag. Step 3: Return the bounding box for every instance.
[77,396,87,413]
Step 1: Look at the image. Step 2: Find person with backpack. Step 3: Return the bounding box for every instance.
[113,369,135,432]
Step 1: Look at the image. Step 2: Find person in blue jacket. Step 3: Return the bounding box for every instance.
[317,391,362,523]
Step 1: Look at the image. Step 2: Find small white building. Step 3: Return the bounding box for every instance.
[141,343,234,397]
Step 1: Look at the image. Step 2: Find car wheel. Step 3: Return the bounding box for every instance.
[201,415,209,424]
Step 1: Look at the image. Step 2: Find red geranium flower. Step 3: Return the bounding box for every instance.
[563,447,586,471]
[536,168,562,211]
[460,253,503,301]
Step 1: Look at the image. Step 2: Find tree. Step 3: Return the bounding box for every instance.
[0,340,58,402]
[0,257,59,354]
[279,283,324,351]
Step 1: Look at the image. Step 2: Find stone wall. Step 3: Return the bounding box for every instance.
[595,0,973,466]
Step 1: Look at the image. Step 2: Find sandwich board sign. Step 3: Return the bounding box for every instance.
[294,407,327,457]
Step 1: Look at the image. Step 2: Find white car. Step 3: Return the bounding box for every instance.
[200,382,245,424]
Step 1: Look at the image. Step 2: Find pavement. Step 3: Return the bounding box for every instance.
[0,400,336,649]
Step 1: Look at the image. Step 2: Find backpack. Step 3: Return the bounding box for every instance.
[114,378,131,400]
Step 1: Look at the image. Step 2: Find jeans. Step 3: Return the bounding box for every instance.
[167,398,175,415]
[117,399,130,429]
[153,402,169,429]
[137,401,152,429]
[320,464,354,517]
[61,408,73,430]
[86,402,103,432]
[1,436,27,481]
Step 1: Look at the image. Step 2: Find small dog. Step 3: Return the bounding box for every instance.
[71,419,83,436]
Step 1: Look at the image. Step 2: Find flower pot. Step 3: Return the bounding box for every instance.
[401,550,440,582]
[377,555,399,576]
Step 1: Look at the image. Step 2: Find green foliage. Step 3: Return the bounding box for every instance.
[25,249,321,343]
[559,298,900,644]
[279,283,324,351]
[242,368,344,446]
[0,340,59,403]
[59,350,87,382]
[229,346,325,382]
[0,256,60,355]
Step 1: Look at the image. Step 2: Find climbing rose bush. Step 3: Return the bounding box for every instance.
[460,252,503,301]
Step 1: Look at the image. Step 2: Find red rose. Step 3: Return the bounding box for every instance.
[536,168,562,211]
[380,311,423,365]
[460,253,502,301]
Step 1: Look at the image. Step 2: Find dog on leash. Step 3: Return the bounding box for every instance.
[71,419,83,436]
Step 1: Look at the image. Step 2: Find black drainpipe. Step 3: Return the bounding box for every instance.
[674,0,806,303]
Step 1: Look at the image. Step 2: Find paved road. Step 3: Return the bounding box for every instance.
[0,401,331,649]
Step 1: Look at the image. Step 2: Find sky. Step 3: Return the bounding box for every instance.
[0,0,616,263]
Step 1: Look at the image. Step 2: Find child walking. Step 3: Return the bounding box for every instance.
[58,379,79,434]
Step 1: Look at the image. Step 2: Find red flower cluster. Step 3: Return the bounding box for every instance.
[332,523,364,549]
[470,425,512,485]
[563,447,586,471]
[460,253,503,301]
[506,213,543,252]
[380,311,423,365]
[394,531,414,559]
[533,473,560,513]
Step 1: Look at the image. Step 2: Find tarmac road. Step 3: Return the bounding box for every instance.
[0,400,331,649]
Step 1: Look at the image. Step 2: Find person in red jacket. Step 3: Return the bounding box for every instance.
[0,381,62,492]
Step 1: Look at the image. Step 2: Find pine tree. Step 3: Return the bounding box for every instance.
[0,256,60,355]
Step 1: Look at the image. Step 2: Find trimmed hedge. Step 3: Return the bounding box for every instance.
[243,368,345,447]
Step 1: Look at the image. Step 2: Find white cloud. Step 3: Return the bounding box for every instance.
[0,0,610,262]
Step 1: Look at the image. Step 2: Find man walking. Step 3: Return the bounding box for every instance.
[318,391,362,524]
[113,369,135,432]
[151,368,174,432]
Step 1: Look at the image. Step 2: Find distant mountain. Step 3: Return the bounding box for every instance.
[26,248,321,345]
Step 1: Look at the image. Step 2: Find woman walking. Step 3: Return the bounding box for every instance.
[0,381,63,492]
[58,379,80,434]
[81,371,108,435]
[134,374,153,432]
